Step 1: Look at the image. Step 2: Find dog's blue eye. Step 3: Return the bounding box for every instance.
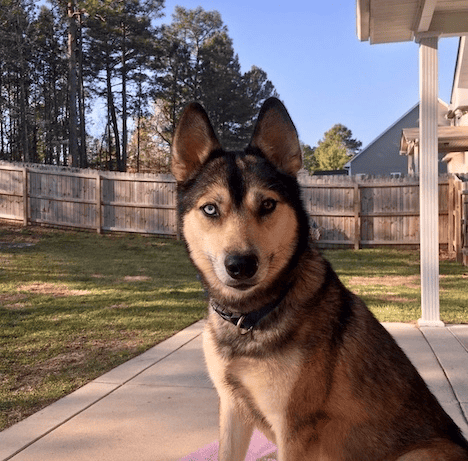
[260,199,277,214]
[202,204,219,217]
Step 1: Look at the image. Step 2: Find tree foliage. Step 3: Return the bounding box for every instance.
[153,6,278,153]
[0,2,279,171]
[307,124,362,173]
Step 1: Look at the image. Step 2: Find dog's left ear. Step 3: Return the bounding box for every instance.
[171,102,221,182]
[249,97,302,176]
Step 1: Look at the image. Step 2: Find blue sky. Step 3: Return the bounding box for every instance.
[158,0,459,149]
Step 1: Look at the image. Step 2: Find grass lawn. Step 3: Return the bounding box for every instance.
[324,248,468,324]
[0,226,467,431]
[0,225,206,430]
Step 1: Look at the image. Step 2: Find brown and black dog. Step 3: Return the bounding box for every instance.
[171,97,468,460]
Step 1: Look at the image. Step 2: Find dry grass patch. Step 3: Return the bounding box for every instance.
[348,275,420,289]
[16,282,92,297]
[122,275,151,282]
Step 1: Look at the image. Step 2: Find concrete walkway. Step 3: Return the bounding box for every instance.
[1,321,467,461]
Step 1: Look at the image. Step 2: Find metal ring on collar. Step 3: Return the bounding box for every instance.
[236,315,253,335]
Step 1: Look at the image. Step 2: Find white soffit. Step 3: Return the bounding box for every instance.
[357,0,468,44]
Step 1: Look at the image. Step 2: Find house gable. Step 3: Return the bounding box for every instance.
[348,101,449,176]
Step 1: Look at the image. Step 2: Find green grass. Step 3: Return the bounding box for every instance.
[0,225,206,430]
[324,248,468,324]
[1,227,467,432]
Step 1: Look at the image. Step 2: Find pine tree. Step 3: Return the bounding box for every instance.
[84,0,162,171]
[0,0,35,162]
[32,5,68,165]
[198,30,251,149]
[155,6,278,152]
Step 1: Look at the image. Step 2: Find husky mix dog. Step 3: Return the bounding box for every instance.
[171,98,468,461]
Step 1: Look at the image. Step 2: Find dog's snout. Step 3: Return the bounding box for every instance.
[224,253,259,280]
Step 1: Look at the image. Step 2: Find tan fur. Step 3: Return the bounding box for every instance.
[183,186,298,303]
[204,328,303,460]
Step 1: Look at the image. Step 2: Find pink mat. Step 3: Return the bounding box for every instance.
[178,429,277,461]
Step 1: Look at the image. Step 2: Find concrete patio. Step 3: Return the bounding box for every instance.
[1,321,467,461]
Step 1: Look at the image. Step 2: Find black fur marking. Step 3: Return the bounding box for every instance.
[225,153,245,208]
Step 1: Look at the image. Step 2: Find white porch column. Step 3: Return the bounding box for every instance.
[418,36,444,327]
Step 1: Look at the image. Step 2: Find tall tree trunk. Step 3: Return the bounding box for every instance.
[0,68,4,158]
[16,17,29,162]
[67,1,79,167]
[77,17,87,167]
[18,75,29,162]
[136,76,142,173]
[106,58,121,171]
[121,23,127,172]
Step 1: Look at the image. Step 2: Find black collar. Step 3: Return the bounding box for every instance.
[210,284,291,334]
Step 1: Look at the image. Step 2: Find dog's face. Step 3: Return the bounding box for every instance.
[172,98,308,304]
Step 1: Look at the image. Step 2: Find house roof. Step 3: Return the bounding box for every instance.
[347,103,419,168]
[400,125,468,155]
[357,0,468,44]
[348,99,448,167]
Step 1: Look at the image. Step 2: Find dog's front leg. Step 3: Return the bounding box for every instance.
[218,398,254,461]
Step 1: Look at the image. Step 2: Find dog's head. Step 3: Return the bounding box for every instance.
[172,98,309,306]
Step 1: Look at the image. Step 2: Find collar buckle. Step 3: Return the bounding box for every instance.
[236,315,253,335]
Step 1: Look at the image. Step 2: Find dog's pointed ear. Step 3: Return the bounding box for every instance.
[249,98,302,176]
[171,103,221,182]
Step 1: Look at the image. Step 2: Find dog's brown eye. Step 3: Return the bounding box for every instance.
[201,204,219,217]
[260,199,277,214]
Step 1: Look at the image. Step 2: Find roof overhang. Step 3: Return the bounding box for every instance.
[400,125,468,155]
[357,0,468,44]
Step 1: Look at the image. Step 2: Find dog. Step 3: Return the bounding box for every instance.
[171,98,468,461]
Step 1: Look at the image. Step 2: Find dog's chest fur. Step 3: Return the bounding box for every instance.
[203,324,302,439]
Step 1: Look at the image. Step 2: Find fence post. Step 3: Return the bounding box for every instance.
[96,172,102,234]
[22,167,28,227]
[354,182,361,250]
[455,181,462,263]
[176,197,180,240]
[461,189,468,266]
[448,176,453,257]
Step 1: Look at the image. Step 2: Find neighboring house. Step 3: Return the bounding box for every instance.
[347,100,449,176]
[400,37,468,175]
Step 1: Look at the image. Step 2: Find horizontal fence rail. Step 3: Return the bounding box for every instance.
[0,163,467,259]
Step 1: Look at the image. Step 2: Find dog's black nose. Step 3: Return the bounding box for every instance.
[224,254,258,280]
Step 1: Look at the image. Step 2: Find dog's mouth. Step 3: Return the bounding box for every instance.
[225,280,258,291]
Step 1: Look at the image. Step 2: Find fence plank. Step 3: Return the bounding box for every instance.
[22,167,28,226]
[354,183,360,250]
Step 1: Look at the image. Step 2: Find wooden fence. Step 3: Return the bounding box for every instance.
[0,163,467,260]
[0,163,177,236]
[298,173,468,258]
